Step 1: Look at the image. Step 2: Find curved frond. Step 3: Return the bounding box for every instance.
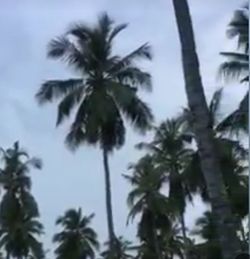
[114,66,152,92]
[36,79,83,104]
[56,85,85,125]
[108,83,153,133]
[26,157,43,170]
[109,43,152,74]
[218,60,248,82]
[108,23,128,43]
[47,36,86,70]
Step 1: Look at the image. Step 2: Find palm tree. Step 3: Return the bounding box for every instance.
[124,155,172,259]
[218,3,249,134]
[0,142,44,259]
[100,236,134,259]
[36,13,153,250]
[180,89,249,244]
[53,208,99,259]
[171,1,241,257]
[136,118,193,258]
[191,211,222,259]
[0,215,44,259]
[0,141,42,219]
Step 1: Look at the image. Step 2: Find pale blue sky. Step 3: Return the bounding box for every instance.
[0,0,246,256]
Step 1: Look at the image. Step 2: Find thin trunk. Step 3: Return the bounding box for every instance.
[152,217,163,259]
[180,213,188,259]
[239,219,246,243]
[102,148,115,252]
[171,1,241,258]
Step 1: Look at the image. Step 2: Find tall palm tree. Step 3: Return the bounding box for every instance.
[136,118,193,257]
[0,142,44,259]
[36,13,153,250]
[53,208,99,259]
[171,1,241,257]
[218,4,249,134]
[124,155,172,259]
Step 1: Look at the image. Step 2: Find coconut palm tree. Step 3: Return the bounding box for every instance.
[191,211,222,259]
[180,89,248,208]
[36,13,153,250]
[124,155,173,259]
[100,236,134,259]
[0,142,44,259]
[0,215,44,259]
[135,222,185,259]
[171,1,242,257]
[0,141,42,219]
[136,118,194,257]
[53,208,99,259]
[218,3,249,134]
[180,89,248,244]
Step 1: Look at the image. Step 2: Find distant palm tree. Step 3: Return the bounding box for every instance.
[0,142,44,259]
[180,89,249,245]
[36,13,153,250]
[0,215,44,259]
[191,211,222,259]
[218,4,249,134]
[124,155,172,259]
[171,0,241,257]
[53,208,99,259]
[100,236,134,259]
[136,118,194,256]
[0,141,42,219]
[180,89,248,214]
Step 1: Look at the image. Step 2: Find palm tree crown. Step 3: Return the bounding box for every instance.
[53,208,99,259]
[36,13,153,152]
[0,142,44,259]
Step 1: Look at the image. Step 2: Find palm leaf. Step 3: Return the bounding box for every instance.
[36,79,83,104]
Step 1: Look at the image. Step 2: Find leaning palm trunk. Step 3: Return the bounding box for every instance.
[171,0,241,258]
[103,148,116,252]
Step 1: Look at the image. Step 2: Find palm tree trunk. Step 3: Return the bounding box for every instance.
[152,217,163,259]
[239,219,246,243]
[171,1,241,258]
[180,213,188,259]
[102,148,115,250]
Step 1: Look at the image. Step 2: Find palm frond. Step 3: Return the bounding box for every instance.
[114,66,152,92]
[216,91,248,134]
[26,157,43,170]
[48,36,87,70]
[220,52,248,61]
[108,23,128,43]
[218,60,248,82]
[36,79,83,104]
[98,12,114,38]
[108,83,153,133]
[56,85,85,125]
[109,43,152,73]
